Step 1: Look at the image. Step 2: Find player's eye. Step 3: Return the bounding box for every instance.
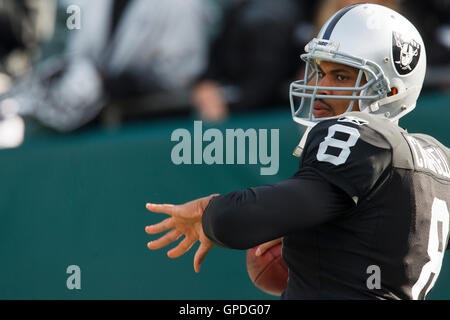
[336,74,349,81]
[317,71,325,79]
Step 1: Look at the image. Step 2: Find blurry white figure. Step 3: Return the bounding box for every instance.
[0,99,25,149]
[1,0,216,132]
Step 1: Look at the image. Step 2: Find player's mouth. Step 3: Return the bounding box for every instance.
[313,99,334,118]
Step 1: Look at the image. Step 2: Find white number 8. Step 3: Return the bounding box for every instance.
[317,124,360,166]
[412,197,449,300]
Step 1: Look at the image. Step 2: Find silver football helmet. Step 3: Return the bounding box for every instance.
[290,3,427,127]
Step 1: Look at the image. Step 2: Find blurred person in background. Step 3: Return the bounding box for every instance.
[192,0,317,123]
[0,0,57,94]
[0,0,56,149]
[0,0,216,133]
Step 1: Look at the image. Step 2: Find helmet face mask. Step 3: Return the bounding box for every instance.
[290,4,426,127]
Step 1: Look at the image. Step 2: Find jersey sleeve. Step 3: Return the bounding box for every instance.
[202,168,354,249]
[300,118,392,202]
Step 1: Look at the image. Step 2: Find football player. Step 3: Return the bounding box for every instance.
[145,4,450,299]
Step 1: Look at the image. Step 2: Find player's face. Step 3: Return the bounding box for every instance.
[310,60,367,118]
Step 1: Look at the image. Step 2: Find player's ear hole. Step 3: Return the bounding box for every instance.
[387,87,398,97]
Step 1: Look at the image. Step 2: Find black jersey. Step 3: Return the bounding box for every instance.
[202,112,450,300]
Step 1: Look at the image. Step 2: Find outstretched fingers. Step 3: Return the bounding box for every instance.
[147,229,182,250]
[146,203,178,216]
[145,217,174,235]
[167,236,195,259]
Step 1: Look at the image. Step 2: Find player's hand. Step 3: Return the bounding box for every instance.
[255,238,283,256]
[192,81,229,122]
[145,194,219,273]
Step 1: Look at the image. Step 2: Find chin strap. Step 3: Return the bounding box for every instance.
[293,126,312,158]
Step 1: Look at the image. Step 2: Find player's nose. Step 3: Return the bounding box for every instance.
[317,76,333,95]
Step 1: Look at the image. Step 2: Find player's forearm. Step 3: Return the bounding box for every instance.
[202,186,305,250]
[202,185,301,250]
[202,168,354,250]
[202,187,279,250]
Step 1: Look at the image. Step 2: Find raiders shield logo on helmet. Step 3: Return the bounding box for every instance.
[392,31,421,75]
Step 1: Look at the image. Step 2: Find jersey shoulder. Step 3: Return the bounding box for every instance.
[303,112,395,164]
[403,132,450,182]
[300,113,395,201]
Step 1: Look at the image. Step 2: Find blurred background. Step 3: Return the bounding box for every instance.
[0,0,449,299]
